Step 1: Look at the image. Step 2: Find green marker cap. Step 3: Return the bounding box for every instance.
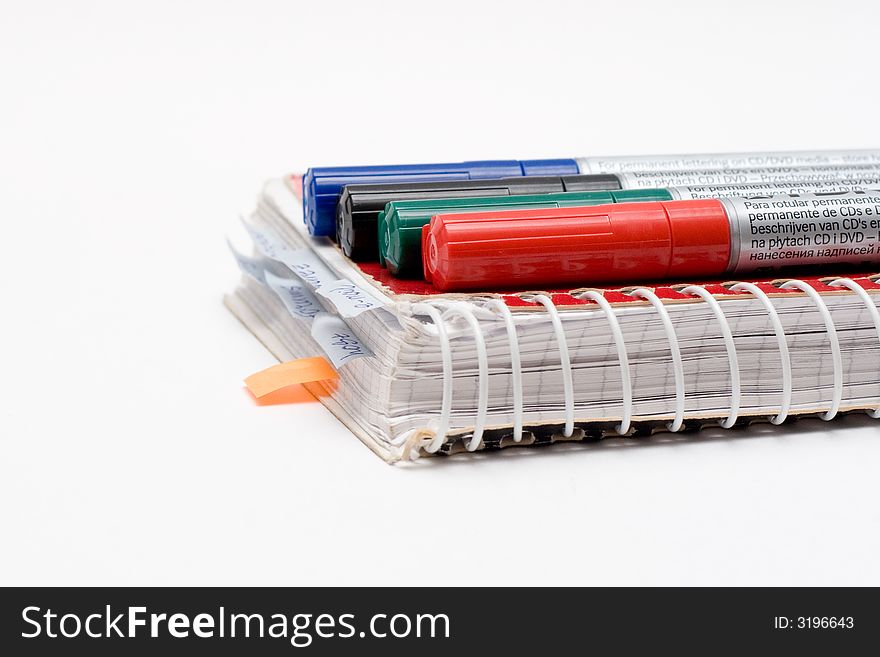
[378,188,673,277]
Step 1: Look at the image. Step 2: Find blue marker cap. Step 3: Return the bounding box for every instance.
[302,158,579,236]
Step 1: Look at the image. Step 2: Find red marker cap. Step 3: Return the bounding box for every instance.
[423,199,731,291]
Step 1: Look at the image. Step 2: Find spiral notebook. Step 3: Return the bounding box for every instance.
[225,176,880,463]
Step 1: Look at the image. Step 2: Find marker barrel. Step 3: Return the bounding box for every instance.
[423,190,880,290]
[380,189,673,276]
[337,174,621,261]
[304,159,579,237]
[423,200,731,289]
[304,150,880,236]
[385,180,880,279]
[667,178,880,200]
[614,164,880,189]
[338,165,880,260]
[576,149,880,174]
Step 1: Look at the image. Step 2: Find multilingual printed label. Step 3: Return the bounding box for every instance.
[310,313,373,368]
[723,190,880,273]
[315,280,390,318]
[617,165,880,189]
[669,180,880,200]
[264,272,323,322]
[577,150,880,174]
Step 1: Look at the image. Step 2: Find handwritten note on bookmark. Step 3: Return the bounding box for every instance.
[241,220,336,289]
[245,357,338,399]
[264,272,323,322]
[283,251,338,290]
[241,218,298,266]
[316,279,390,318]
[227,240,266,283]
[310,313,373,368]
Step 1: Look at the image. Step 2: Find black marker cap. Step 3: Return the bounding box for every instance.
[336,174,623,260]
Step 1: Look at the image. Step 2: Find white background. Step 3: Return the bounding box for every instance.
[2,0,879,586]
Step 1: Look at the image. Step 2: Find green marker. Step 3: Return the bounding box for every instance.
[378,188,673,277]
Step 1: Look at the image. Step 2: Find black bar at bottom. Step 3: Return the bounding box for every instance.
[1,587,876,655]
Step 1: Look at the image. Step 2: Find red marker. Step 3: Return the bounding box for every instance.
[422,190,880,290]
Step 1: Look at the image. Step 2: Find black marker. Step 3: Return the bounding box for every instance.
[336,174,622,260]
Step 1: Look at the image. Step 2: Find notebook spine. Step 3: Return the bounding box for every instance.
[406,278,880,459]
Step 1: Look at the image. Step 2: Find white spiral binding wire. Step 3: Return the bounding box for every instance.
[828,278,880,419]
[680,285,741,429]
[441,305,490,451]
[413,277,876,457]
[411,303,452,454]
[779,280,842,421]
[577,291,632,435]
[629,288,685,432]
[730,282,792,425]
[484,299,524,442]
[532,295,575,438]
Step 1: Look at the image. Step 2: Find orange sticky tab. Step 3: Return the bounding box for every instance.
[244,357,338,399]
[245,384,317,406]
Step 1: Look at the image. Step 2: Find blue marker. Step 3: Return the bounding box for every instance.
[303,159,579,236]
[301,149,880,236]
